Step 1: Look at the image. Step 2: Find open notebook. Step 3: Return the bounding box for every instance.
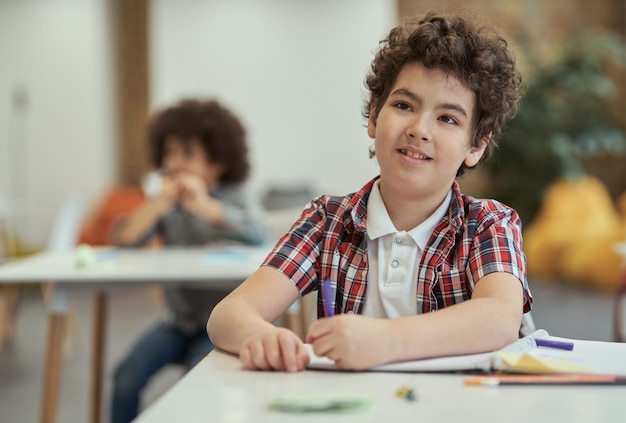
[305,329,626,375]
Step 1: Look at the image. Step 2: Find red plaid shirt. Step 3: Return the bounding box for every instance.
[263,176,532,318]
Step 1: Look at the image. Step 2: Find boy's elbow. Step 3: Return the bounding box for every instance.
[206,307,218,344]
[206,301,227,348]
[496,307,524,347]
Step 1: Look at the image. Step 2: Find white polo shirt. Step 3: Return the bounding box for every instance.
[362,180,452,318]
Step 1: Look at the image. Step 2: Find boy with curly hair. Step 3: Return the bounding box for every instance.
[111,99,267,422]
[208,12,531,372]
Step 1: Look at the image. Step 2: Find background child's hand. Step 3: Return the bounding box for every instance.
[175,171,207,201]
[153,175,179,212]
[174,172,224,221]
[239,327,309,372]
[305,314,391,370]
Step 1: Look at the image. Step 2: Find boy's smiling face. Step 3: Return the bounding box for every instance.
[368,62,487,203]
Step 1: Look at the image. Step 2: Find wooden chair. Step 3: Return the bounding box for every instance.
[78,184,145,246]
[0,187,145,351]
[0,216,42,349]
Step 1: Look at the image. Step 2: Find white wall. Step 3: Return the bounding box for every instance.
[0,0,395,247]
[0,0,116,246]
[150,0,395,198]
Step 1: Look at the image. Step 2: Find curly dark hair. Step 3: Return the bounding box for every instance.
[147,98,250,183]
[363,12,525,175]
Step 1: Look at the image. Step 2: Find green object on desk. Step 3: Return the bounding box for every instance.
[75,244,98,269]
[269,391,374,413]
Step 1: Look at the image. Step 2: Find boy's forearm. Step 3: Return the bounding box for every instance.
[388,296,521,363]
[191,196,225,225]
[193,200,268,245]
[113,200,168,245]
[207,298,278,354]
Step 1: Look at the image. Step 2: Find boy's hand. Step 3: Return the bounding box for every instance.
[306,314,391,370]
[154,175,179,212]
[175,172,224,221]
[176,172,207,203]
[239,327,309,372]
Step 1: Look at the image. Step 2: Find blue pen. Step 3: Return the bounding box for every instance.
[533,338,574,351]
[322,279,334,317]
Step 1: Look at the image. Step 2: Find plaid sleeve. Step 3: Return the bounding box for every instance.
[467,205,532,313]
[262,198,327,295]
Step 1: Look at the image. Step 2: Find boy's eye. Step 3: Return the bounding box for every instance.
[163,146,177,157]
[394,102,412,111]
[439,115,458,125]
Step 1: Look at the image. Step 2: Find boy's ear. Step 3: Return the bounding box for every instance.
[367,104,378,139]
[464,132,491,168]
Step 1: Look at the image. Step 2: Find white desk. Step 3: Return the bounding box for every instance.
[0,245,273,423]
[136,349,626,423]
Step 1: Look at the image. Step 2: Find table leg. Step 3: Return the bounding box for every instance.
[40,313,68,423]
[0,283,21,347]
[90,293,108,423]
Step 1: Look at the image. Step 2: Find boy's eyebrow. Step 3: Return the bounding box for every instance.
[391,88,468,118]
[438,102,468,118]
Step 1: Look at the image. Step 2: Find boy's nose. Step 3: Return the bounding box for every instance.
[166,155,186,170]
[406,113,432,141]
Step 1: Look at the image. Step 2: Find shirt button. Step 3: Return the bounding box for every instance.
[395,238,403,244]
[391,260,400,268]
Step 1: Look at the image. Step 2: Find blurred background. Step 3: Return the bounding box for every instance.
[1,0,625,285]
[1,0,625,287]
[0,0,625,422]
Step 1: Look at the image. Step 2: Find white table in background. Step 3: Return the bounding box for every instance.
[0,245,273,423]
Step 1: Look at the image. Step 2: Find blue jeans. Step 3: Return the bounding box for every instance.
[110,322,214,423]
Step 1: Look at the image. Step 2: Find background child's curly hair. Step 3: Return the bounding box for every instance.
[148,99,250,183]
[363,12,525,175]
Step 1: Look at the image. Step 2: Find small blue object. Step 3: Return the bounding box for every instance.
[322,279,334,317]
[533,338,574,351]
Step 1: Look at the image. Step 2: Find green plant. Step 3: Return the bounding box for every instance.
[485,32,625,224]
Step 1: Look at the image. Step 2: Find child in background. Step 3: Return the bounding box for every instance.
[110,99,267,423]
[207,12,532,372]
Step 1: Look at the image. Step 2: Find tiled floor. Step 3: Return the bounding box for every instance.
[0,280,620,423]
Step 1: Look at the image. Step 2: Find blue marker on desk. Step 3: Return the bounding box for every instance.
[322,279,334,317]
[533,338,574,351]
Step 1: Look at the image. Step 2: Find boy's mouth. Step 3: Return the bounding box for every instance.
[398,148,431,160]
